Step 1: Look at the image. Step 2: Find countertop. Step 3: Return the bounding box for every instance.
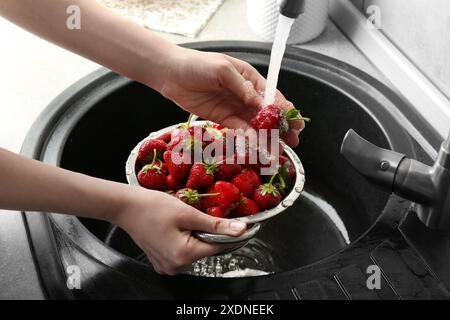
[0,0,383,299]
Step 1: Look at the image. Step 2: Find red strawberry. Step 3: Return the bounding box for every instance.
[158,132,172,143]
[250,104,310,133]
[206,206,228,218]
[163,150,192,181]
[137,139,166,164]
[186,162,216,190]
[231,169,261,198]
[244,169,262,188]
[137,151,167,191]
[166,174,182,191]
[200,185,218,210]
[175,188,218,210]
[215,156,242,180]
[233,197,260,217]
[212,181,241,210]
[171,114,195,140]
[253,176,282,210]
[167,135,205,163]
[279,155,295,180]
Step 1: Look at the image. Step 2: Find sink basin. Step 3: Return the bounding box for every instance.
[22,42,416,298]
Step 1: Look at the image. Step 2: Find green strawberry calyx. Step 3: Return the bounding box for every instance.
[142,149,163,173]
[258,183,280,197]
[283,108,311,122]
[280,108,310,132]
[178,188,219,205]
[202,161,218,175]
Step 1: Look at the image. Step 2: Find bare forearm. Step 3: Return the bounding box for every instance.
[0,147,131,222]
[0,0,180,91]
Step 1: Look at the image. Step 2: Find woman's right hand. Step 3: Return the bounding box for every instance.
[114,187,247,275]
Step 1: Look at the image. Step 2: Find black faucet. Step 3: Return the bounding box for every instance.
[279,0,306,19]
[341,130,450,230]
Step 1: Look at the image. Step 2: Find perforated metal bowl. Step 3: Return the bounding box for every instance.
[126,120,305,244]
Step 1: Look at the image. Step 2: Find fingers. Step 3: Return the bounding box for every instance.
[178,208,247,236]
[282,131,300,148]
[225,55,267,94]
[185,239,238,263]
[218,62,263,110]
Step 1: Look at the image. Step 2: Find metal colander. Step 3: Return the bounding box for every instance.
[125,120,305,244]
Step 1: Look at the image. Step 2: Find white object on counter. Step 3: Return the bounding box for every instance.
[246,0,329,44]
[98,0,225,38]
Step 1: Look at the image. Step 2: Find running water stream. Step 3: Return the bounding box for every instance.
[263,14,296,106]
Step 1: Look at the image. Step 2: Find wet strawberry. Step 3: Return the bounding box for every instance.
[186,162,216,190]
[231,169,261,198]
[253,177,282,210]
[279,155,295,180]
[206,206,228,218]
[163,150,192,181]
[175,188,218,210]
[171,114,195,140]
[233,197,260,217]
[137,150,167,191]
[211,181,241,210]
[137,139,166,165]
[215,156,242,181]
[250,104,310,133]
[200,185,218,210]
[166,174,182,191]
[167,135,205,163]
[158,132,172,143]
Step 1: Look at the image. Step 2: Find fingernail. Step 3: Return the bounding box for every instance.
[230,221,246,232]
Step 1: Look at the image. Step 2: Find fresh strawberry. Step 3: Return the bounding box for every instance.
[211,181,241,210]
[231,169,261,198]
[166,174,182,191]
[158,132,172,143]
[206,206,228,218]
[167,135,205,163]
[166,135,186,151]
[186,162,216,190]
[171,114,195,140]
[244,169,262,188]
[215,156,242,180]
[163,150,192,181]
[233,197,260,217]
[137,139,166,165]
[175,188,218,210]
[203,122,225,140]
[200,185,218,210]
[250,104,310,133]
[279,155,295,180]
[137,150,167,191]
[253,175,282,210]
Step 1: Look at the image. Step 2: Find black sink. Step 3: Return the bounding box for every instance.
[22,42,448,299]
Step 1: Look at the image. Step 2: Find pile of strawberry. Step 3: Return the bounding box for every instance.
[135,105,307,218]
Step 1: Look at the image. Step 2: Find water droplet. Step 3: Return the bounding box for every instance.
[126,169,132,175]
[295,186,303,193]
[282,199,294,207]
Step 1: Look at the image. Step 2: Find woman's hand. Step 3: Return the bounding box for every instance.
[159,48,305,147]
[114,187,247,275]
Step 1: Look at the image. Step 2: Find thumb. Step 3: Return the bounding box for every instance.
[178,209,247,236]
